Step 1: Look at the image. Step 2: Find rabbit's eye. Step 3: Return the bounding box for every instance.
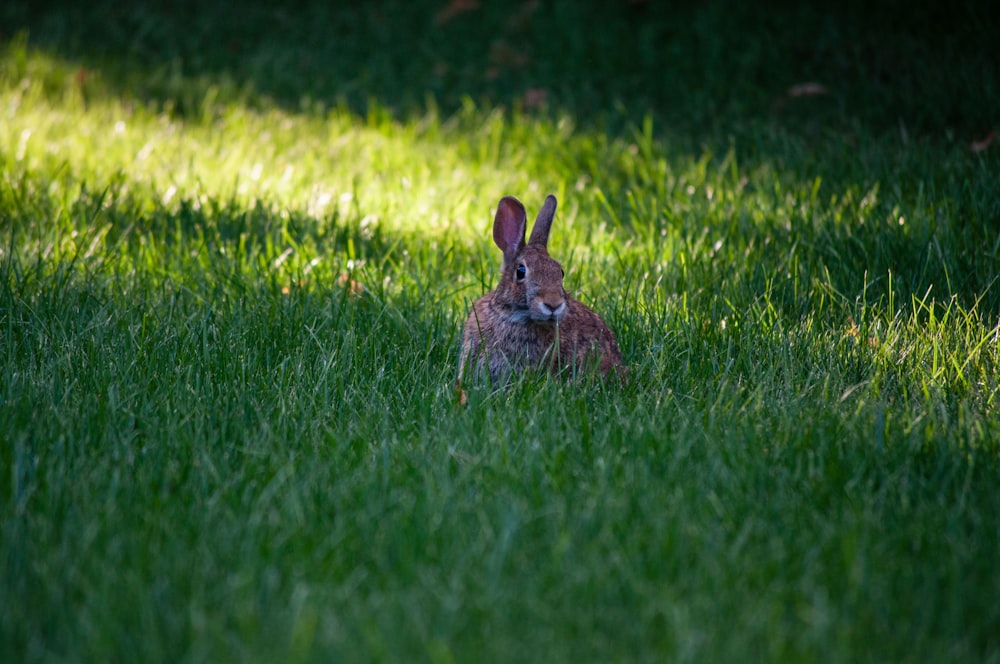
[515,264,527,281]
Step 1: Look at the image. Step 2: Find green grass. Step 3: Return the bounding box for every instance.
[2,1,1000,662]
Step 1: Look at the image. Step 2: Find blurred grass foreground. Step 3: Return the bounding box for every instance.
[2,1,1000,662]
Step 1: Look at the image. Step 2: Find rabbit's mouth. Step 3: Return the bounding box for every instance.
[530,301,567,324]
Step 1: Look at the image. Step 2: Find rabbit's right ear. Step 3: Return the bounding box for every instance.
[493,196,527,263]
[528,194,557,247]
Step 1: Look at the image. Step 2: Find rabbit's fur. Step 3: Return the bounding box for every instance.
[459,195,626,385]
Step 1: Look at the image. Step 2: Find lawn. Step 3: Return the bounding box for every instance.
[2,1,999,662]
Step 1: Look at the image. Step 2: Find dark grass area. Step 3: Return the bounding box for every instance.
[3,249,999,660]
[4,0,998,139]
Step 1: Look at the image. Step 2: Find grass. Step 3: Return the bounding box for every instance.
[2,0,1000,661]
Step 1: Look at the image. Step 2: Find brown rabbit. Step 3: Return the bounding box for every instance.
[458,194,626,385]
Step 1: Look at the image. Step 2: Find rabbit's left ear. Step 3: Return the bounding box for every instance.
[493,196,527,263]
[528,195,558,247]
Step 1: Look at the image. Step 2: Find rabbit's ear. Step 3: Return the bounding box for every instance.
[493,196,527,262]
[528,195,558,247]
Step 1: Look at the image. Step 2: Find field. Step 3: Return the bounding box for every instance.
[2,1,999,661]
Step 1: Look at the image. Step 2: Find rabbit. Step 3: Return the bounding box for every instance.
[458,194,626,385]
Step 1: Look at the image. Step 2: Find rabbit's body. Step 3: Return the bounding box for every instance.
[459,195,625,384]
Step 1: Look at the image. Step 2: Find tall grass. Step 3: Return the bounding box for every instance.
[2,1,1000,661]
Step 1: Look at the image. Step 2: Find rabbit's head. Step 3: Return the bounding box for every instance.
[491,195,568,325]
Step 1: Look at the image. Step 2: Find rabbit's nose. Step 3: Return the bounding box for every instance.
[544,301,567,319]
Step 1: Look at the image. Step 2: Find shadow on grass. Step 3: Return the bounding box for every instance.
[3,0,997,142]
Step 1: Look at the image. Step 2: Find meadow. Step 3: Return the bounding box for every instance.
[2,1,999,661]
